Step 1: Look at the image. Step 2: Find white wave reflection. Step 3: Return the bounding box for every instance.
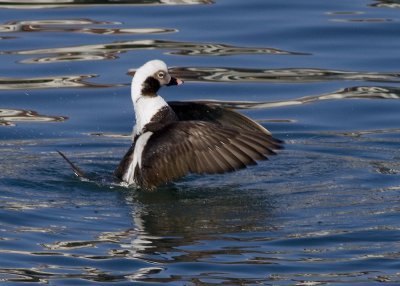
[0,0,214,9]
[370,0,400,9]
[190,86,400,110]
[0,19,176,35]
[168,67,400,83]
[2,40,307,64]
[0,75,117,90]
[83,86,400,138]
[0,108,67,126]
[331,18,393,23]
[334,128,400,138]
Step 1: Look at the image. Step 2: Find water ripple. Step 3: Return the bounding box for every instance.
[371,0,400,9]
[0,108,66,126]
[0,75,116,90]
[2,40,307,64]
[192,86,400,109]
[0,267,153,283]
[0,0,214,9]
[0,19,176,35]
[334,128,400,138]
[331,18,393,23]
[84,86,400,138]
[1,1,400,285]
[168,66,400,83]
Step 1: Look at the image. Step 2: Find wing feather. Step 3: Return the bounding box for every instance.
[169,101,272,135]
[134,120,281,190]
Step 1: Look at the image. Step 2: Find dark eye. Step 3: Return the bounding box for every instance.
[157,71,165,79]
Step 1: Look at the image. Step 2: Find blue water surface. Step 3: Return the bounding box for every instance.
[1,0,400,285]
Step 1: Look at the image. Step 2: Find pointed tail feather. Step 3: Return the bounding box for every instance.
[57,150,87,179]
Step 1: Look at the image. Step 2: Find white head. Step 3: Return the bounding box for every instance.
[131,59,183,103]
[130,60,183,134]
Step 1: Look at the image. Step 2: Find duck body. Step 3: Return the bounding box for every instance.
[114,60,283,190]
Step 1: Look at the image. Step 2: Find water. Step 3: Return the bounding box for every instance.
[1,0,400,285]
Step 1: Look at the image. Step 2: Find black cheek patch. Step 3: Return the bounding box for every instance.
[141,76,161,96]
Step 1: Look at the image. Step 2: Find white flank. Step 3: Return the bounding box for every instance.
[123,131,153,185]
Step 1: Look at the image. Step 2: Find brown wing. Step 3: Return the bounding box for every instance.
[136,121,282,190]
[169,101,272,135]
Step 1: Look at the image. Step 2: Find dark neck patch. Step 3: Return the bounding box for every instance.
[141,76,160,96]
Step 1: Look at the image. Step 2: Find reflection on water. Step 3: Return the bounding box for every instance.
[331,18,393,23]
[0,0,214,9]
[169,66,400,83]
[0,75,116,90]
[0,19,176,35]
[0,36,15,40]
[186,86,400,109]
[1,67,398,91]
[2,156,399,285]
[83,85,400,138]
[371,0,400,8]
[1,129,400,284]
[0,266,163,283]
[89,132,130,138]
[1,0,400,285]
[0,181,278,282]
[3,40,306,64]
[42,186,277,252]
[335,127,400,138]
[0,108,66,126]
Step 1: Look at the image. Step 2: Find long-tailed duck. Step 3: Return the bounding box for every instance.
[59,60,282,190]
[112,60,283,190]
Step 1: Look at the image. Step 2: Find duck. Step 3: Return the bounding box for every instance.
[113,59,283,190]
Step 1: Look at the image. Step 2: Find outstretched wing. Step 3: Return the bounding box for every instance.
[136,120,282,190]
[169,101,271,135]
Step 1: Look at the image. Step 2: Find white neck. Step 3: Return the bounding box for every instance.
[131,77,168,135]
[131,75,145,103]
